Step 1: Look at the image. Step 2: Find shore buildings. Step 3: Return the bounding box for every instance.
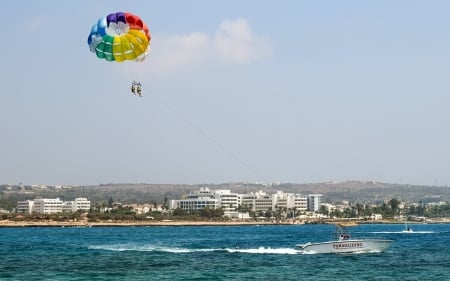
[33,198,64,214]
[16,198,91,214]
[169,188,321,218]
[63,198,91,213]
[308,194,323,212]
[16,200,35,214]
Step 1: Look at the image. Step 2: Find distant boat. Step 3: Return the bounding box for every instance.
[296,224,393,254]
[402,222,413,233]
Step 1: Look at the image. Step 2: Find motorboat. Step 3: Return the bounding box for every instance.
[296,224,393,254]
[402,222,413,233]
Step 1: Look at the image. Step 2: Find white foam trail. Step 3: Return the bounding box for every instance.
[226,246,300,255]
[369,231,435,234]
[89,244,304,255]
[88,244,185,253]
[299,250,318,255]
[88,244,207,253]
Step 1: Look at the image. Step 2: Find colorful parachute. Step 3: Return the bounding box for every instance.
[87,12,151,62]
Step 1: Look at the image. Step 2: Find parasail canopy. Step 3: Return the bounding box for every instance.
[87,12,151,62]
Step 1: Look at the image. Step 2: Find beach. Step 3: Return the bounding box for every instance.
[0,220,292,227]
[2,218,450,227]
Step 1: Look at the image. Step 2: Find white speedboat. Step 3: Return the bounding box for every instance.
[296,224,393,254]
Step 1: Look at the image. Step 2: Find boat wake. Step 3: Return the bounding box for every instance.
[88,244,214,253]
[88,243,388,255]
[226,246,300,255]
[368,231,435,234]
[88,244,302,255]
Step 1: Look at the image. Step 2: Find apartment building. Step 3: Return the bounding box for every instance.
[170,188,320,217]
[63,198,91,212]
[16,198,91,214]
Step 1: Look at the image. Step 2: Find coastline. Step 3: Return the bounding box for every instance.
[0,220,292,228]
[1,218,450,227]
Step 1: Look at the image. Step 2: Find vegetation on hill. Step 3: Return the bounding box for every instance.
[1,181,449,212]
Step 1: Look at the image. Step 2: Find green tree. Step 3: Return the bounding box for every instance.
[108,197,114,208]
[318,205,329,216]
[389,198,400,215]
[172,208,187,216]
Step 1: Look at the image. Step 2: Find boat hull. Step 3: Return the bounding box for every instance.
[297,239,393,254]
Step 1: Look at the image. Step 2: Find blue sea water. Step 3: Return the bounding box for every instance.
[1,223,449,280]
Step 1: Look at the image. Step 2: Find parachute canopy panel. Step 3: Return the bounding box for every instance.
[87,12,151,62]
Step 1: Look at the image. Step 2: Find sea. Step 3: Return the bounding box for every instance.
[1,223,449,281]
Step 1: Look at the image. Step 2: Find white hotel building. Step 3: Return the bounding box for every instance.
[175,188,220,211]
[16,200,35,215]
[169,188,239,217]
[308,194,323,212]
[63,198,92,213]
[169,188,320,218]
[16,198,91,214]
[33,198,65,214]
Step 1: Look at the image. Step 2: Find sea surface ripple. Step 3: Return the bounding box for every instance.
[1,223,449,280]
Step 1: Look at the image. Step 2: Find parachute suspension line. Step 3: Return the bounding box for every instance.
[141,87,266,182]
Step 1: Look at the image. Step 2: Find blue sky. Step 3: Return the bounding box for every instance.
[1,1,449,186]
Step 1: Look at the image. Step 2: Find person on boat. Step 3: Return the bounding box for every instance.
[131,84,136,94]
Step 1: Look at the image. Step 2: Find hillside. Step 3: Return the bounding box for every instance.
[1,181,449,208]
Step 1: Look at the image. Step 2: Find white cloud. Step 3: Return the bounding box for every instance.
[22,16,48,32]
[145,19,272,76]
[148,32,210,74]
[214,18,272,64]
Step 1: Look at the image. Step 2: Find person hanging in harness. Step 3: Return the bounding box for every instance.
[136,83,142,97]
[131,81,142,96]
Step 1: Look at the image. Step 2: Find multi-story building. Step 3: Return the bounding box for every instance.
[254,192,273,213]
[271,192,309,212]
[273,191,288,210]
[293,194,308,211]
[170,188,322,218]
[172,188,219,213]
[63,198,91,212]
[214,190,239,218]
[308,194,322,212]
[33,198,65,214]
[16,198,91,214]
[16,200,34,214]
[238,193,257,211]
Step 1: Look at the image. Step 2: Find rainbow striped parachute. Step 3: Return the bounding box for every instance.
[87,12,151,62]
